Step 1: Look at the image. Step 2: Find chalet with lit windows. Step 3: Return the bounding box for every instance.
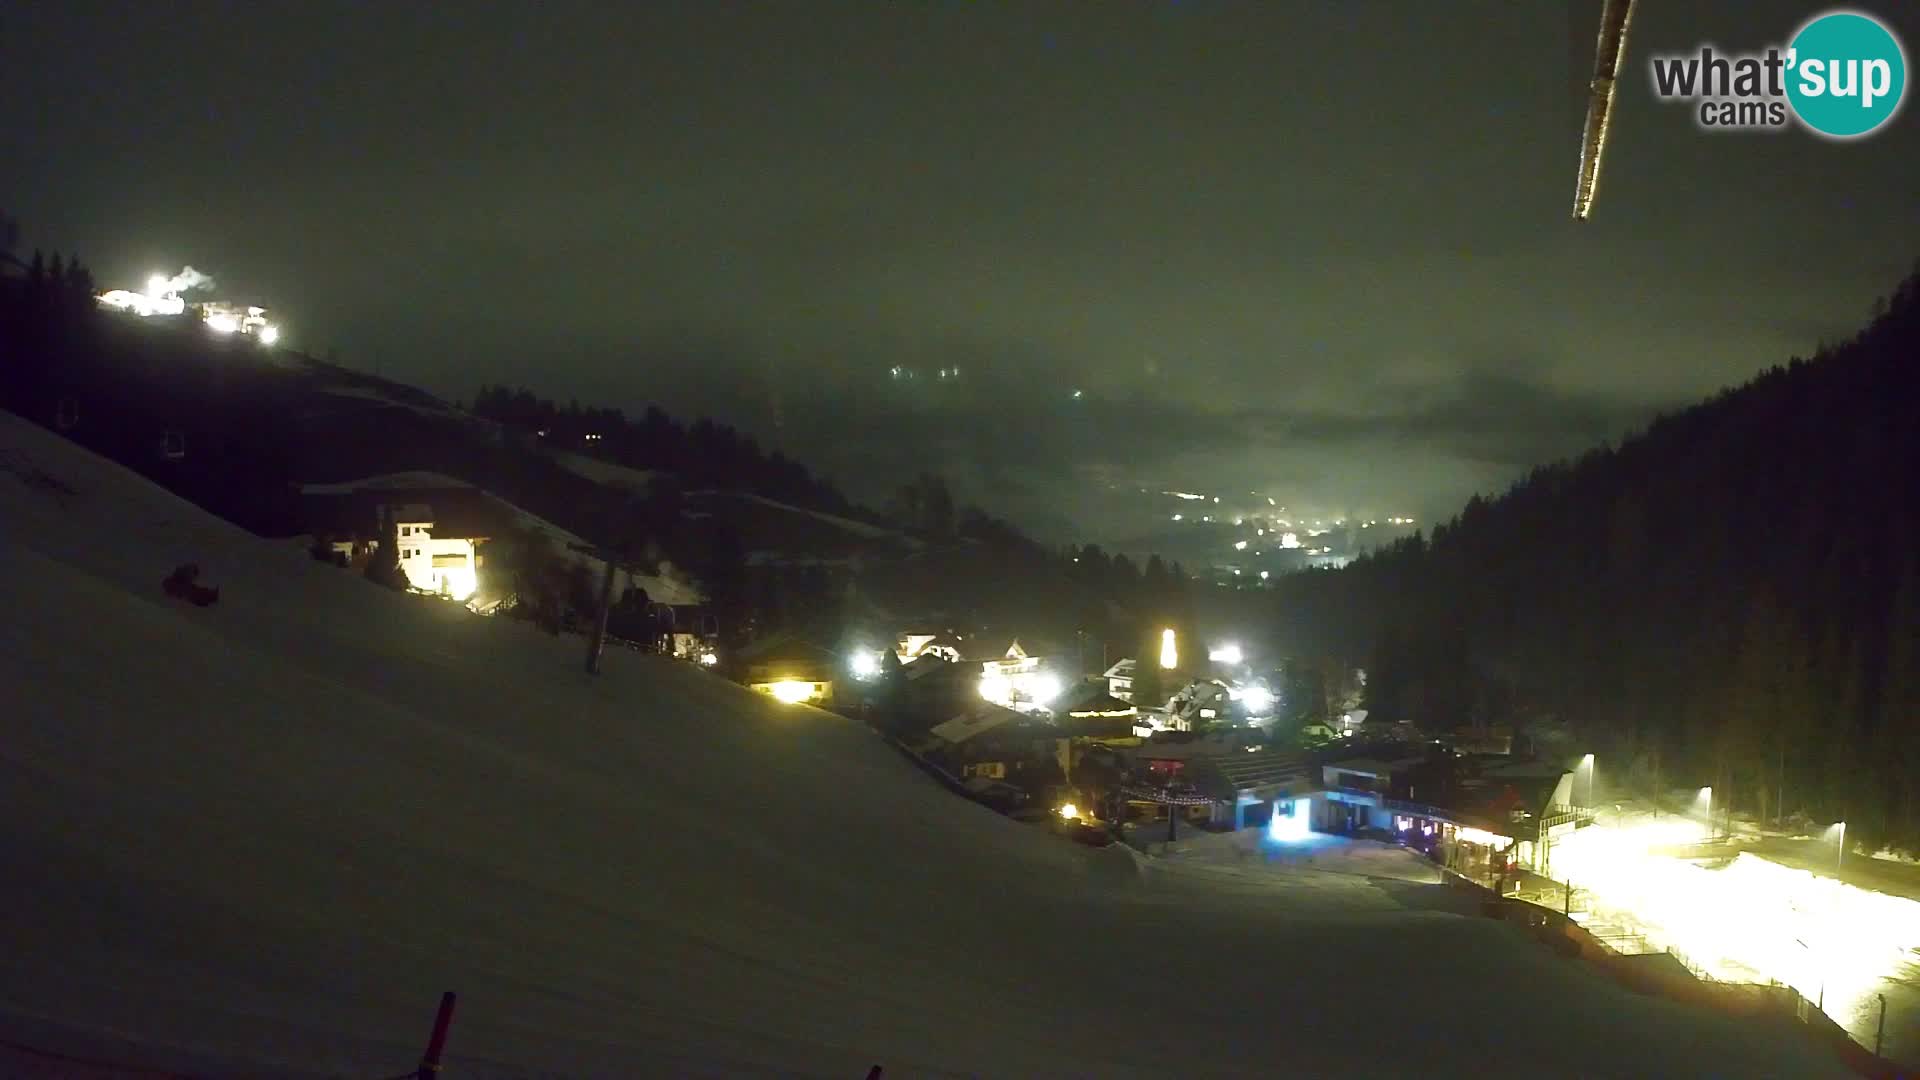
[920,704,1065,797]
[735,634,840,706]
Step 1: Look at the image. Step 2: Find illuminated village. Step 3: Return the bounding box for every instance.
[2,0,1915,1072]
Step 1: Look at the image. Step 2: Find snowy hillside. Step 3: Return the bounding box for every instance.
[0,413,1850,1077]
[728,493,913,544]
[547,449,657,497]
[314,383,463,421]
[301,471,475,494]
[684,489,921,566]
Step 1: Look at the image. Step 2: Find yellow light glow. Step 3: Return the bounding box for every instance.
[259,324,280,345]
[443,566,477,602]
[1455,826,1513,849]
[768,679,814,704]
[979,674,1012,705]
[1059,803,1079,820]
[1159,628,1177,669]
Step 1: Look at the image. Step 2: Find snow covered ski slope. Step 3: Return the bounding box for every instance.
[0,412,1850,1078]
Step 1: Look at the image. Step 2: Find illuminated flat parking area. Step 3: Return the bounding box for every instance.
[1553,807,1920,1065]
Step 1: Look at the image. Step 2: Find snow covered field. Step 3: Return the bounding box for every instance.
[0,413,1853,1078]
[547,449,657,498]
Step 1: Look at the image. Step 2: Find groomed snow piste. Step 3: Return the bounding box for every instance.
[0,412,1850,1078]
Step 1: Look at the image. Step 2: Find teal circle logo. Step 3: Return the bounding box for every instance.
[1786,10,1907,138]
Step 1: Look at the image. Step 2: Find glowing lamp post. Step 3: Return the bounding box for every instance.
[1834,820,1847,873]
[1159,628,1177,670]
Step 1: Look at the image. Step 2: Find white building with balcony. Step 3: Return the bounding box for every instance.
[390,517,479,600]
[323,501,480,601]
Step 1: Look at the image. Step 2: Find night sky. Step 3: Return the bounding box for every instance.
[5,1,1916,542]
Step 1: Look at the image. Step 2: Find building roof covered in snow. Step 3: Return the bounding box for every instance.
[734,633,839,668]
[927,704,1029,746]
[1057,682,1136,718]
[1323,756,1426,779]
[1129,729,1260,762]
[1190,749,1317,802]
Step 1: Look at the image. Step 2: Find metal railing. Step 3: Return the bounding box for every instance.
[1540,803,1599,830]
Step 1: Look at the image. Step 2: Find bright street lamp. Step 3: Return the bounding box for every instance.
[1833,820,1847,873]
[1159,628,1177,670]
[1028,672,1063,706]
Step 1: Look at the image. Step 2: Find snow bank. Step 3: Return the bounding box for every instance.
[699,490,921,548]
[299,471,473,495]
[314,383,461,420]
[737,495,907,543]
[0,413,1852,1078]
[547,449,656,496]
